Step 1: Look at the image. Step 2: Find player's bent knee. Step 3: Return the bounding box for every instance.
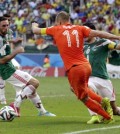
[34,79,39,88]
[28,78,40,89]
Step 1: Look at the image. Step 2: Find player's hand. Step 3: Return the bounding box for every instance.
[32,23,40,34]
[32,22,39,28]
[16,37,23,42]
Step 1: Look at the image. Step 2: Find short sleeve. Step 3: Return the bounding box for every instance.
[46,26,55,36]
[80,26,91,38]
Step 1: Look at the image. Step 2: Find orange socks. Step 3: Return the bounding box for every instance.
[85,97,110,119]
[87,88,102,103]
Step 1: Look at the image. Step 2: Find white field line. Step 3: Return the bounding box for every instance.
[63,125,120,134]
[41,95,70,98]
[7,94,71,100]
[15,115,89,119]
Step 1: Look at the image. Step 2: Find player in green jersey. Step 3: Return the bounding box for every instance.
[0,28,21,104]
[83,22,120,124]
[0,14,23,104]
[0,17,56,117]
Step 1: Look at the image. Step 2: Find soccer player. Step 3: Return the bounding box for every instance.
[0,17,56,117]
[0,14,23,104]
[32,11,120,123]
[83,22,120,124]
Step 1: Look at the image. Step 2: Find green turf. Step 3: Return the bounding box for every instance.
[0,77,120,134]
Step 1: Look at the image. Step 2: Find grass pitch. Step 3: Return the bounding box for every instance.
[0,77,120,134]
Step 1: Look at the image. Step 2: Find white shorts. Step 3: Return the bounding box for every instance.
[88,76,115,101]
[11,59,21,69]
[6,70,33,91]
[0,59,20,89]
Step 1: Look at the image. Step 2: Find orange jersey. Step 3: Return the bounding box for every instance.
[46,23,91,71]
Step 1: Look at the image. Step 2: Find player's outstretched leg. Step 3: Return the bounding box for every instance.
[87,88,114,123]
[83,96,114,124]
[10,84,56,117]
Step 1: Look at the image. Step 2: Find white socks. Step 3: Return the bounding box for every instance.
[29,93,47,113]
[14,85,46,113]
[0,79,6,101]
[14,85,35,107]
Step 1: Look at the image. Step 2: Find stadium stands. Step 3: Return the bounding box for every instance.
[0,0,120,53]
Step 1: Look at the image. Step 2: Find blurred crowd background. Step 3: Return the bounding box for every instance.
[0,0,120,53]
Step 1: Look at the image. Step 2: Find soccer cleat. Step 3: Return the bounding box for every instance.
[102,118,115,124]
[9,102,20,117]
[39,111,56,117]
[87,115,100,124]
[102,97,113,119]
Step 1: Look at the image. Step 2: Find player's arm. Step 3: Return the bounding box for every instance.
[32,23,47,35]
[9,37,23,44]
[8,29,23,44]
[0,47,24,64]
[89,30,120,40]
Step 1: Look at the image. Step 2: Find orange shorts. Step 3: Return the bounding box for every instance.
[67,63,92,100]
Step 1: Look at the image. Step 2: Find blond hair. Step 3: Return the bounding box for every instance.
[56,11,70,23]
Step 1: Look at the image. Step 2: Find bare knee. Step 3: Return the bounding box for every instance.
[28,78,40,89]
[34,79,39,88]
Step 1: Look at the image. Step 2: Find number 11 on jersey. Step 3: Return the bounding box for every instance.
[63,30,80,47]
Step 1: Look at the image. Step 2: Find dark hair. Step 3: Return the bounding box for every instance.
[0,17,8,22]
[3,14,11,18]
[83,22,96,30]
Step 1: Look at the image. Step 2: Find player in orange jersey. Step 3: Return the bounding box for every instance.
[32,11,120,124]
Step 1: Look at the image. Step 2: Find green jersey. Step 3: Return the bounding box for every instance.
[6,29,13,41]
[84,38,117,79]
[0,31,16,80]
